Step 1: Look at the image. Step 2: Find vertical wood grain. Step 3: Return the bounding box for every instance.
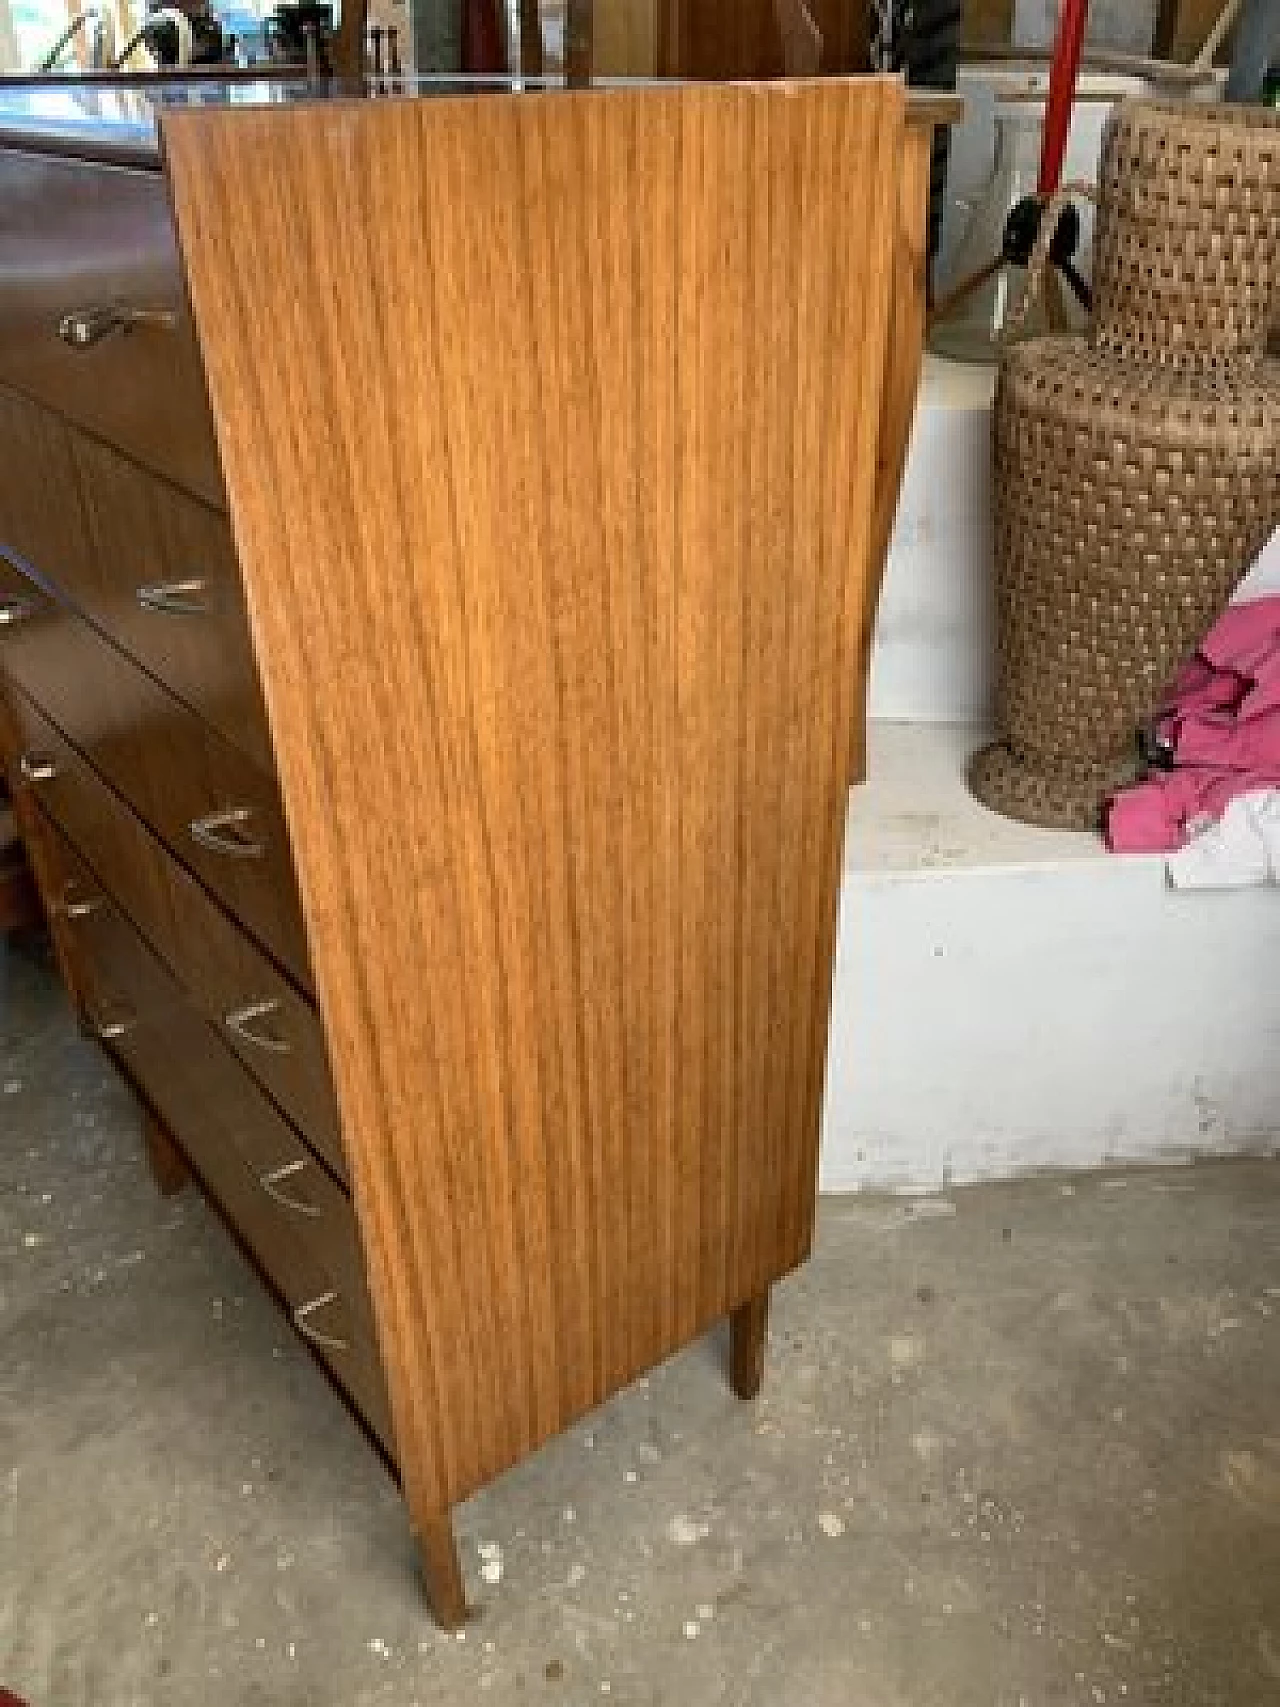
[517,0,543,73]
[565,0,593,79]
[418,1513,467,1630]
[162,80,904,1516]
[332,0,369,78]
[592,0,656,73]
[1152,0,1221,60]
[850,120,933,784]
[963,0,1015,48]
[661,0,870,76]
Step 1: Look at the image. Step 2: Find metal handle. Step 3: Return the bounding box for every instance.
[57,305,177,350]
[58,879,103,921]
[259,1157,321,1217]
[0,595,35,626]
[136,577,212,617]
[189,807,263,860]
[293,1290,349,1352]
[88,1003,136,1041]
[19,751,58,785]
[225,997,291,1055]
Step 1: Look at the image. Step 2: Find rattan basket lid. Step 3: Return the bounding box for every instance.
[1092,96,1280,371]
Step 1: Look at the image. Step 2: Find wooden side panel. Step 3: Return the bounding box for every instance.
[661,0,870,76]
[163,82,904,1513]
[1153,0,1220,60]
[963,0,1015,48]
[593,0,658,73]
[851,119,934,783]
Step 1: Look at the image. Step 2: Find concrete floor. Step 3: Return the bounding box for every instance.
[2,931,1280,1707]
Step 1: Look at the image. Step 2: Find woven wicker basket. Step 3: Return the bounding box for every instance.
[970,97,1280,831]
[1092,98,1280,370]
[970,338,1279,828]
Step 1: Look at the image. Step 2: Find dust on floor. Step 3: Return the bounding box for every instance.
[2,932,1279,1706]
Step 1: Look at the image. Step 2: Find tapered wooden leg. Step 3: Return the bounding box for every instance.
[419,1511,467,1631]
[0,805,39,931]
[142,1108,189,1198]
[729,1290,770,1401]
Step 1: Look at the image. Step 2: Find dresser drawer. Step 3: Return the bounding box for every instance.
[0,150,221,505]
[0,553,310,990]
[0,384,95,590]
[0,387,268,769]
[38,821,391,1452]
[5,686,344,1180]
[69,429,271,771]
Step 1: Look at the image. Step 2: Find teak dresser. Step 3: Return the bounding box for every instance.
[0,76,956,1623]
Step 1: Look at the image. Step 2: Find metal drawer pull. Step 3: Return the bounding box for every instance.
[59,880,103,921]
[57,305,177,350]
[259,1157,321,1217]
[0,596,36,626]
[293,1290,349,1352]
[189,807,263,860]
[136,577,212,618]
[89,1004,136,1041]
[19,751,58,785]
[224,997,291,1053]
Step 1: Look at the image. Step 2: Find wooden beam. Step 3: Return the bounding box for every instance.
[332,0,368,77]
[593,0,658,73]
[518,0,543,74]
[1153,0,1233,60]
[963,0,1015,48]
[565,0,593,81]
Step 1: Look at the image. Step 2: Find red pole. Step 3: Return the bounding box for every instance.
[1038,0,1090,194]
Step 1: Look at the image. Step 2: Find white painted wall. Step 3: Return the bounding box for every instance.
[867,360,997,727]
[820,845,1280,1194]
[828,54,1280,1195]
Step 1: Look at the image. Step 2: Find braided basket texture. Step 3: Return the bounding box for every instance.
[970,337,1278,828]
[1092,98,1280,371]
[970,99,1280,830]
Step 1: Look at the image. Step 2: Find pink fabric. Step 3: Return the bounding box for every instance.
[1106,596,1280,853]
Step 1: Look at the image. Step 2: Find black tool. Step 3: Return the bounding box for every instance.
[932,193,1093,327]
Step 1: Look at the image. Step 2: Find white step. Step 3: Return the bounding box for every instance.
[867,358,998,729]
[818,721,1280,1193]
[820,71,1280,1194]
